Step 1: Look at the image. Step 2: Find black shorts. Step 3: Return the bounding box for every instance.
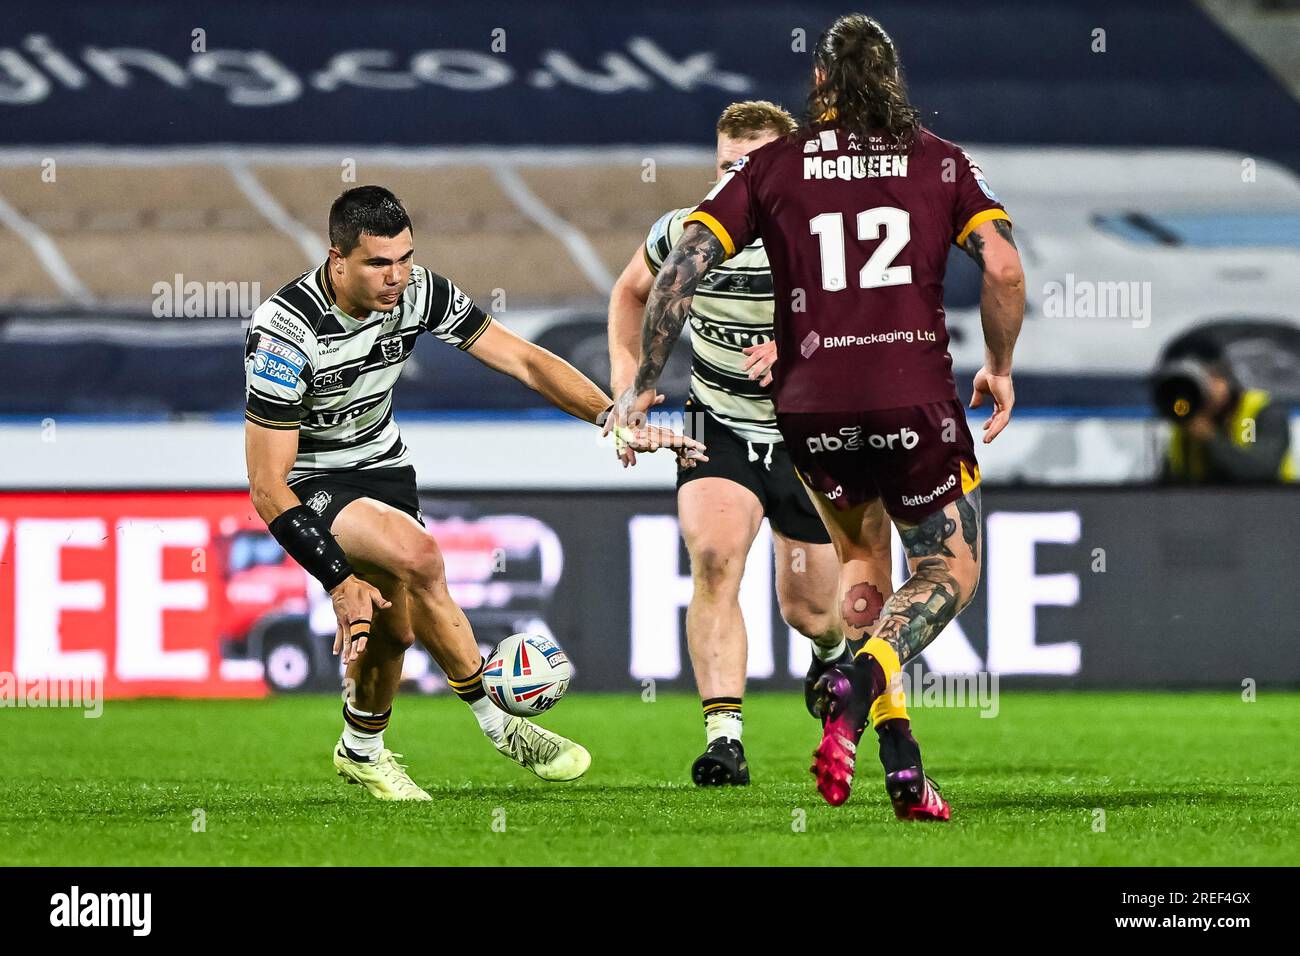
[288,465,423,529]
[778,398,980,524]
[677,400,831,545]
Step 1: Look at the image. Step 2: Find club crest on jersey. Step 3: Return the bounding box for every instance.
[305,491,331,515]
[378,333,404,364]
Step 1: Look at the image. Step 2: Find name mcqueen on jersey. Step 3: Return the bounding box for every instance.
[803,153,909,181]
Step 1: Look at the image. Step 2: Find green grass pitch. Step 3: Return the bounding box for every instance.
[2,690,1296,866]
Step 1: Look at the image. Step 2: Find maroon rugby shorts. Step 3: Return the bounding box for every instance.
[778,399,980,524]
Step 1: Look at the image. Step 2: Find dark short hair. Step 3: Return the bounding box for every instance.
[328,185,412,255]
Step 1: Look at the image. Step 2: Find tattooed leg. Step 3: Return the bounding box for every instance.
[875,489,982,665]
[800,492,896,644]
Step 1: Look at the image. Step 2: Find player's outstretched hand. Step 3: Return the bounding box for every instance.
[620,420,709,469]
[329,574,392,665]
[741,340,777,387]
[970,366,1014,444]
[608,391,664,467]
[603,387,708,469]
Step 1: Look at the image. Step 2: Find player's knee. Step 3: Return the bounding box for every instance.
[394,533,446,589]
[690,544,743,596]
[780,597,837,640]
[369,626,417,652]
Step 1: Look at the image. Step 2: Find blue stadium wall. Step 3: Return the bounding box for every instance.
[2,0,1297,171]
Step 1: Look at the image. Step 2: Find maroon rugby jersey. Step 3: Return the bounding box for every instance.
[687,125,1009,413]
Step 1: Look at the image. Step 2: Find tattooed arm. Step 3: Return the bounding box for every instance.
[962,219,1024,443]
[603,222,728,431]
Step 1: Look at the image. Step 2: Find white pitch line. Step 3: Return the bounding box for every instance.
[490,161,615,296]
[0,191,93,306]
[223,154,327,266]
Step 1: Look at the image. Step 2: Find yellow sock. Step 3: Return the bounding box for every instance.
[857,636,910,728]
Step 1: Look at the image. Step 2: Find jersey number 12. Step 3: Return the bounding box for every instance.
[809,207,912,292]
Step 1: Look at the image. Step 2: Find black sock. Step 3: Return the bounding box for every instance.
[876,718,922,774]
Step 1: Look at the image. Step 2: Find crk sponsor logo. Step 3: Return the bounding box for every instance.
[806,427,862,454]
[50,886,151,936]
[312,368,346,390]
[866,427,919,451]
[901,473,956,508]
[378,333,404,364]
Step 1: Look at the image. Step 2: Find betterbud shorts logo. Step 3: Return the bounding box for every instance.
[901,473,956,508]
[806,426,862,453]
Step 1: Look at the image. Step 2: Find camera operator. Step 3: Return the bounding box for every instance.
[1155,358,1295,484]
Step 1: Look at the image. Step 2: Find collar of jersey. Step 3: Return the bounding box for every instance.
[318,263,388,325]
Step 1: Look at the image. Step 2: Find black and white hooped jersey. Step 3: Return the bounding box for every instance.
[243,263,492,484]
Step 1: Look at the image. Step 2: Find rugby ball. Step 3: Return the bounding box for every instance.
[482,633,572,717]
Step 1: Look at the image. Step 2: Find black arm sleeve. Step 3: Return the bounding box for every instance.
[268,505,354,591]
